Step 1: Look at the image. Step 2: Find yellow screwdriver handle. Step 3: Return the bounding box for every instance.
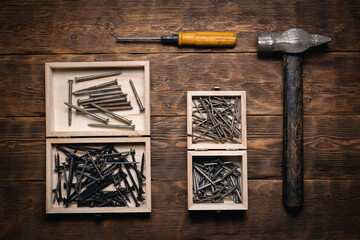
[178,32,237,47]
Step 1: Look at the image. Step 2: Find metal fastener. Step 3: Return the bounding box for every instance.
[68,80,73,126]
[75,71,122,83]
[73,85,122,96]
[81,96,127,106]
[83,101,131,108]
[73,79,118,94]
[64,102,109,124]
[82,106,133,112]
[88,123,135,129]
[90,91,125,98]
[78,94,127,105]
[129,79,145,111]
[89,103,132,125]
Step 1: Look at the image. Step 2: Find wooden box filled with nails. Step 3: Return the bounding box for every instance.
[187,91,246,150]
[46,61,150,137]
[187,91,248,211]
[45,61,151,213]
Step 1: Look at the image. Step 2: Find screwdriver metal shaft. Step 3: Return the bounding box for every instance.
[116,37,161,41]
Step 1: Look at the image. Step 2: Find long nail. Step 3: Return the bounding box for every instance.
[73,79,118,94]
[75,71,122,83]
[88,123,135,129]
[129,80,145,111]
[83,101,131,108]
[68,80,73,126]
[81,96,127,106]
[64,102,109,124]
[82,106,133,112]
[89,103,132,125]
[78,94,127,105]
[73,86,122,96]
[90,90,124,98]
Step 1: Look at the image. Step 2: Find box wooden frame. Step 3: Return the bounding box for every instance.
[187,150,248,211]
[187,91,247,150]
[46,137,151,214]
[45,61,150,137]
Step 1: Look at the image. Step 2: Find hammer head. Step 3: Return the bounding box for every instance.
[258,28,331,54]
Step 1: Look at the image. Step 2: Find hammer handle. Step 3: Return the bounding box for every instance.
[283,54,304,208]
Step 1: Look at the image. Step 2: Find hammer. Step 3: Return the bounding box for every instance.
[257,28,331,208]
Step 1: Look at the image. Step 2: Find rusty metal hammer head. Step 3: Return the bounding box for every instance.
[257,28,331,54]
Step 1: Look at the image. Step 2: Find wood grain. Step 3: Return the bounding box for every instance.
[0,115,359,181]
[0,53,359,116]
[0,180,359,239]
[0,0,358,54]
[283,54,304,208]
[0,0,359,236]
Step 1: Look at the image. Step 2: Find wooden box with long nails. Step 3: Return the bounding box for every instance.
[45,61,151,213]
[187,91,248,211]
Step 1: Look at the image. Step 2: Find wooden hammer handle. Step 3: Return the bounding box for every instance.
[283,54,304,208]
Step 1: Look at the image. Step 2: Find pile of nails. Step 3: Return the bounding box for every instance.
[65,71,145,130]
[53,144,145,208]
[191,96,242,144]
[193,158,242,203]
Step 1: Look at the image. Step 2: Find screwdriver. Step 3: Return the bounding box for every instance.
[116,32,237,47]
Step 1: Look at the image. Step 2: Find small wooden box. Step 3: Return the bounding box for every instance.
[187,91,247,150]
[187,151,248,211]
[46,138,151,214]
[187,91,248,211]
[45,61,151,214]
[45,61,150,137]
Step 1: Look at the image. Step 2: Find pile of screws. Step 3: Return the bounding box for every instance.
[191,96,242,144]
[52,144,146,208]
[65,71,145,130]
[193,158,241,203]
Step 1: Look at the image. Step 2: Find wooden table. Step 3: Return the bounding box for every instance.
[0,0,359,239]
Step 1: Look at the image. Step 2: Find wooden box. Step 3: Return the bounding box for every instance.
[45,61,151,214]
[187,91,247,150]
[46,138,151,214]
[187,91,248,211]
[187,151,248,211]
[45,61,150,137]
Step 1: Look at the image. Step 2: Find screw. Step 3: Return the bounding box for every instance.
[140,152,145,176]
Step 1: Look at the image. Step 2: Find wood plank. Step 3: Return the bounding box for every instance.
[0,115,359,181]
[0,140,45,181]
[0,53,359,116]
[0,180,359,239]
[0,0,358,54]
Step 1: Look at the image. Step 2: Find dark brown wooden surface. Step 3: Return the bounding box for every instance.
[0,0,359,239]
